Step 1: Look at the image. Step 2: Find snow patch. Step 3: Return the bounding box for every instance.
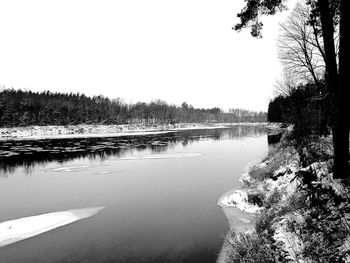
[220,190,262,214]
[238,172,252,184]
[0,123,242,141]
[273,213,306,262]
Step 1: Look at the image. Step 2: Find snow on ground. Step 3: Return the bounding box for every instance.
[219,189,262,214]
[273,212,306,263]
[0,128,174,141]
[265,165,299,203]
[0,123,274,141]
[0,207,104,247]
[0,124,206,140]
[301,161,350,197]
[218,131,350,262]
[218,159,271,214]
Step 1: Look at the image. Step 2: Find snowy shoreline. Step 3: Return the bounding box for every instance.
[0,122,274,141]
[217,158,267,215]
[217,131,350,262]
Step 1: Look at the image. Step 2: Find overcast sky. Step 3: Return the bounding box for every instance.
[0,0,295,112]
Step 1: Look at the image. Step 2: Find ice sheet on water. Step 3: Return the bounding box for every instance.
[0,207,104,247]
[93,171,122,175]
[118,152,203,160]
[43,165,90,172]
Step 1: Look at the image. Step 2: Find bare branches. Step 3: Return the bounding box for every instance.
[274,69,299,97]
[277,2,326,85]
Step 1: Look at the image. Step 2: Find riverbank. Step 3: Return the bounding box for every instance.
[0,122,277,141]
[219,130,350,262]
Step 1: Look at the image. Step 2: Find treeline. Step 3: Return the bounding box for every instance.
[0,89,267,127]
[267,81,330,135]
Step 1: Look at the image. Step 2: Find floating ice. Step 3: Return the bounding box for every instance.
[0,207,104,247]
[44,165,90,172]
[94,171,114,175]
[118,152,203,160]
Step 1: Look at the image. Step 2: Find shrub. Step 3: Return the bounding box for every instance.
[263,189,282,210]
[255,211,275,238]
[249,165,274,181]
[225,232,277,263]
[293,167,350,262]
[249,145,298,182]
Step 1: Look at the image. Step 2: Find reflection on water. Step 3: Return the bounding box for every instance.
[0,126,269,263]
[0,126,267,177]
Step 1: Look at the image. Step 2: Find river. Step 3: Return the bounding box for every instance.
[0,125,269,263]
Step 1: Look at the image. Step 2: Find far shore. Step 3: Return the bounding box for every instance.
[0,122,279,141]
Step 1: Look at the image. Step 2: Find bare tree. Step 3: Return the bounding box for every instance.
[273,68,299,97]
[277,2,326,85]
[275,2,331,137]
[235,0,349,180]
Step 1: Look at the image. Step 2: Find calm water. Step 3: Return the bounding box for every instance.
[0,126,268,263]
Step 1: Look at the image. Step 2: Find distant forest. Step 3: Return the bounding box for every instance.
[0,89,267,127]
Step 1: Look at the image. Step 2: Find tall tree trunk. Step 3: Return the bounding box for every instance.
[317,0,349,179]
[317,0,338,97]
[334,0,350,180]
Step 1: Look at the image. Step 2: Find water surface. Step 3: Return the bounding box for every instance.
[0,126,268,263]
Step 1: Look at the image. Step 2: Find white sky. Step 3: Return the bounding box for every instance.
[0,0,294,112]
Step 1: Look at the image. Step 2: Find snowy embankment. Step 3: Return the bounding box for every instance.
[217,147,306,260]
[0,122,271,141]
[0,207,104,247]
[218,131,350,263]
[0,123,212,141]
[219,188,263,214]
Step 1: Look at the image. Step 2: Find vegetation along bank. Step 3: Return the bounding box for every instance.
[220,128,350,262]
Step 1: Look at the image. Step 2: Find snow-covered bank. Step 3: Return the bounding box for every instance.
[0,122,274,141]
[0,207,104,247]
[219,189,262,214]
[0,124,180,141]
[217,159,270,222]
[220,131,350,262]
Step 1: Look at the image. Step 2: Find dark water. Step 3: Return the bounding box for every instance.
[0,126,268,263]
